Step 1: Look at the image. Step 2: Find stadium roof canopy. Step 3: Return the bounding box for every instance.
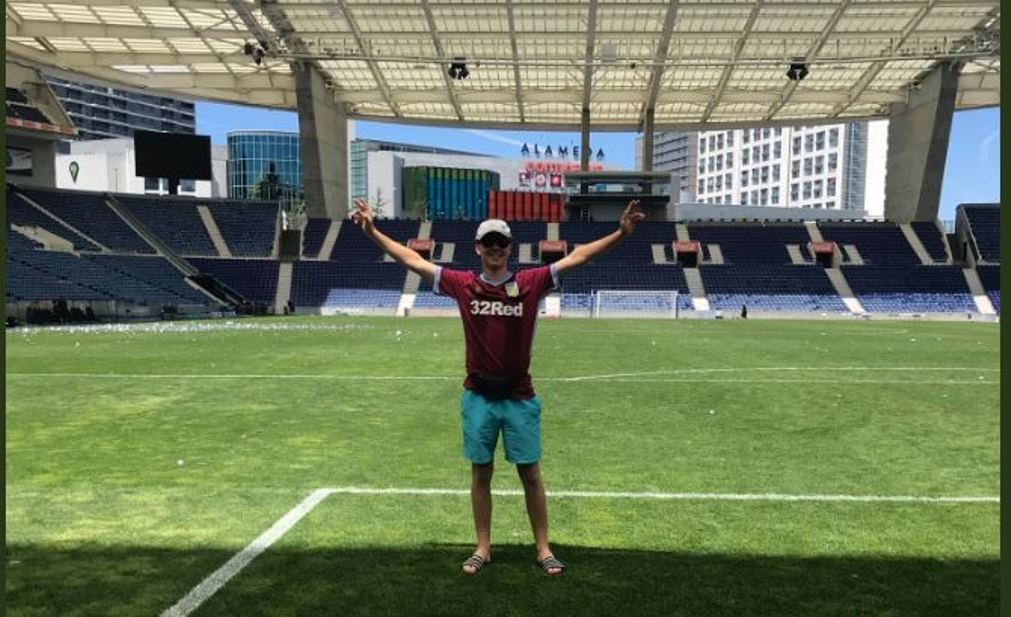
[5,0,1000,130]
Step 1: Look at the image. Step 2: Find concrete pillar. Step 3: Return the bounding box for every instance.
[641,108,655,171]
[884,62,959,222]
[580,108,591,171]
[295,62,348,219]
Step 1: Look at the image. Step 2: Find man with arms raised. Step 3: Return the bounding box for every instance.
[351,198,643,576]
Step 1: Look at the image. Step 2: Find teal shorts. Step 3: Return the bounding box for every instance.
[460,390,542,465]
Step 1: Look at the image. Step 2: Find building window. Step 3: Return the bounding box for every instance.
[803,181,812,199]
[828,152,838,171]
[715,156,723,171]
[793,136,801,154]
[727,132,734,146]
[771,186,780,204]
[791,183,800,200]
[815,156,824,174]
[741,172,749,187]
[829,127,839,148]
[700,139,707,153]
[813,179,823,198]
[717,133,724,149]
[774,127,782,136]
[772,164,781,182]
[180,179,196,193]
[144,177,162,193]
[792,160,800,178]
[742,149,750,165]
[752,168,759,183]
[726,152,733,167]
[741,192,748,205]
[760,188,768,205]
[827,177,837,196]
[762,128,771,139]
[698,179,705,193]
[805,134,814,152]
[804,158,813,175]
[709,135,716,150]
[816,131,826,150]
[827,200,836,209]
[724,173,732,188]
[743,131,750,145]
[773,142,782,158]
[761,144,770,161]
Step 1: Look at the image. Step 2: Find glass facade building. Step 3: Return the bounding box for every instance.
[47,76,195,141]
[351,138,488,201]
[227,131,302,203]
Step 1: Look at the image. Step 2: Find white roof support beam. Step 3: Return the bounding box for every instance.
[505,0,525,123]
[580,0,598,115]
[638,0,679,129]
[8,18,243,40]
[419,0,464,122]
[765,0,851,121]
[702,0,762,123]
[333,0,400,117]
[833,0,937,117]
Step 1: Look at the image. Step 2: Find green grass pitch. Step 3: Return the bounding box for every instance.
[5,316,999,616]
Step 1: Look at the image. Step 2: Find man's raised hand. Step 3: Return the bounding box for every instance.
[619,199,645,236]
[350,198,375,233]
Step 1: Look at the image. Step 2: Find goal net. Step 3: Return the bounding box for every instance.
[592,290,680,319]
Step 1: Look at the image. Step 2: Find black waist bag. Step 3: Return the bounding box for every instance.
[469,373,521,400]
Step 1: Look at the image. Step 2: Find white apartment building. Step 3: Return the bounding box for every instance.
[692,121,888,216]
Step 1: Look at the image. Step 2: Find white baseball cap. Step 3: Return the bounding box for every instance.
[475,219,512,241]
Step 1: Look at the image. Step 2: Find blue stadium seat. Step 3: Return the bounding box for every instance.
[842,266,976,313]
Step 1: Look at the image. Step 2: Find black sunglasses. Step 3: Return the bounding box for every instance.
[479,234,511,249]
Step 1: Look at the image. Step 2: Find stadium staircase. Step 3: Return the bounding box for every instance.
[843,245,865,264]
[804,221,824,243]
[197,205,232,257]
[675,223,690,242]
[961,269,996,314]
[318,221,340,260]
[786,245,808,264]
[11,223,75,253]
[899,224,934,265]
[274,262,293,314]
[547,223,559,241]
[824,269,865,314]
[683,269,710,311]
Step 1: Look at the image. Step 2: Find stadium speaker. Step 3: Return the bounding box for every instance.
[278,229,301,261]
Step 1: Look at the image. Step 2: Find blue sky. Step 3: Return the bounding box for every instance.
[196,102,999,221]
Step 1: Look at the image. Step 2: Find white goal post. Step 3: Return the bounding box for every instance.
[592,290,680,319]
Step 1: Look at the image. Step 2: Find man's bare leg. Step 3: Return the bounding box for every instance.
[464,462,494,574]
[517,462,562,574]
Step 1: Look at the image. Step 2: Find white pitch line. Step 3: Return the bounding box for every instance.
[5,366,999,385]
[323,486,999,504]
[163,484,997,614]
[160,489,331,617]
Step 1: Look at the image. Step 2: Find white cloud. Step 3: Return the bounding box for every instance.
[978,129,998,162]
[465,129,525,148]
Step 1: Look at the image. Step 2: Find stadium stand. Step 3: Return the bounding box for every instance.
[429,220,481,267]
[818,222,919,265]
[301,218,331,258]
[290,261,406,310]
[910,221,949,263]
[686,223,810,263]
[119,196,217,256]
[842,265,977,313]
[331,219,420,262]
[188,258,279,305]
[16,187,156,254]
[6,189,101,251]
[701,264,848,312]
[963,205,1000,262]
[206,201,278,257]
[976,265,1000,312]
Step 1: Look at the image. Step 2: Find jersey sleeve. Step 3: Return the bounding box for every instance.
[519,265,560,298]
[434,266,470,299]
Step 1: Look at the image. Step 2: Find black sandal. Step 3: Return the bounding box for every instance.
[536,555,566,576]
[462,554,489,575]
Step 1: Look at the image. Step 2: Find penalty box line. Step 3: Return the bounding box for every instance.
[162,486,998,616]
